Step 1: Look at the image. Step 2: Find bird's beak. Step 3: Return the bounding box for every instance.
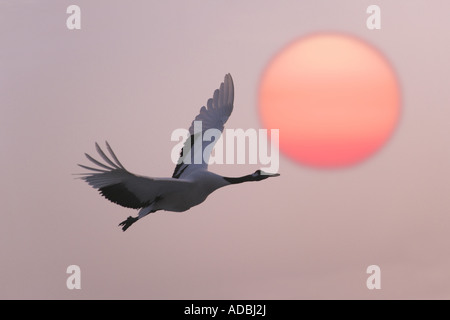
[261,171,280,177]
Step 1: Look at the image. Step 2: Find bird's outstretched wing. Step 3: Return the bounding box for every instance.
[172,73,234,179]
[78,142,192,209]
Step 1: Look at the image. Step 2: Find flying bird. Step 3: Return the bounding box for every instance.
[77,74,280,231]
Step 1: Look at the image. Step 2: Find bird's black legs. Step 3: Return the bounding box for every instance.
[119,216,139,232]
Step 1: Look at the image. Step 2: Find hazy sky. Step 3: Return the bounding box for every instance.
[1,0,450,299]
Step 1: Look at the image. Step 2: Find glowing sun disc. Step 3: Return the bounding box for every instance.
[259,33,401,168]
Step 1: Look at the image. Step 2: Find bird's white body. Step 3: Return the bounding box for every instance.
[77,74,279,231]
[139,171,227,216]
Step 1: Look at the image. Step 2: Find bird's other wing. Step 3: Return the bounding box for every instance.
[172,73,234,179]
[78,142,192,209]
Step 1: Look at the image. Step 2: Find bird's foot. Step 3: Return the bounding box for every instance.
[118,216,138,232]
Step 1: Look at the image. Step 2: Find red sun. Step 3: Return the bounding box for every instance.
[259,33,401,168]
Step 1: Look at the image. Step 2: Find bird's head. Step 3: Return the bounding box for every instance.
[251,170,281,181]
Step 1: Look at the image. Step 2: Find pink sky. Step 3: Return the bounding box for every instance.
[1,0,450,299]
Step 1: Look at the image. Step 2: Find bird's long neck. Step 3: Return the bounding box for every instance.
[223,174,255,185]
